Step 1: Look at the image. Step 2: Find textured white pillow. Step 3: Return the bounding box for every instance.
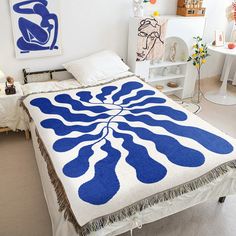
[63,50,129,86]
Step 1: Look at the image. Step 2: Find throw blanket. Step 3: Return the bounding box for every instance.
[23,76,236,236]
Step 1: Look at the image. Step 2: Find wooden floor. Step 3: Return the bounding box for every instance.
[0,77,236,236]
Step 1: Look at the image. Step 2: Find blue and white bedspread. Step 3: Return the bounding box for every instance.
[23,75,236,235]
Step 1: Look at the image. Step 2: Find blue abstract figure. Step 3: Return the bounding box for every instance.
[30,81,234,205]
[13,0,59,53]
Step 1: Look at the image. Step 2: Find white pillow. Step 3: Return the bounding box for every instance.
[63,50,129,86]
[21,79,80,95]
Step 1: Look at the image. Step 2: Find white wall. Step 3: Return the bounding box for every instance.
[0,0,132,82]
[145,0,178,15]
[202,0,233,78]
[0,0,232,83]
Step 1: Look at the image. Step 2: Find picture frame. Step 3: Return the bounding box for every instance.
[9,0,62,59]
[214,30,225,47]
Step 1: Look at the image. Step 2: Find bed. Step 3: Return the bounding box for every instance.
[21,68,236,236]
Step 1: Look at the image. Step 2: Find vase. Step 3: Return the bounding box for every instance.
[133,0,144,17]
[192,72,202,104]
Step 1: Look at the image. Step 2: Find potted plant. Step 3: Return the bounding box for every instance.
[188,36,210,104]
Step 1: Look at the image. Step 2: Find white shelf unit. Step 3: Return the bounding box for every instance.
[149,61,187,69]
[147,59,187,96]
[156,85,183,94]
[148,74,185,83]
[127,16,206,99]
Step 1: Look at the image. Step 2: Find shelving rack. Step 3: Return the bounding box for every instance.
[147,59,187,94]
[127,16,206,99]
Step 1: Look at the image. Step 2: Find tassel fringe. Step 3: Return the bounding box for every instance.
[36,129,82,234]
[35,129,236,236]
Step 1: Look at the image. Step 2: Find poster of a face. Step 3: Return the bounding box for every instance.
[9,0,62,59]
[136,17,167,62]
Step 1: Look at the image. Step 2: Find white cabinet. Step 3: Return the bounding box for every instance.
[128,16,206,99]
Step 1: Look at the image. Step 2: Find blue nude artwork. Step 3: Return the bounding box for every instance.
[10,0,61,59]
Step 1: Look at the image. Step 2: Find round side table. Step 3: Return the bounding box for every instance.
[205,44,236,105]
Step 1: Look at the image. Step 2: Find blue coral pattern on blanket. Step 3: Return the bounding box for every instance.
[30,81,233,205]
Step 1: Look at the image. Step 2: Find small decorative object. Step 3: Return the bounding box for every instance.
[169,42,177,62]
[149,68,156,78]
[188,36,210,104]
[167,81,178,88]
[143,0,157,5]
[177,0,206,17]
[153,10,159,17]
[9,0,62,59]
[151,59,159,64]
[228,42,236,49]
[175,65,181,75]
[214,30,225,47]
[162,67,169,76]
[156,85,164,91]
[181,52,187,61]
[149,0,157,4]
[5,76,16,95]
[133,0,144,17]
[151,58,162,64]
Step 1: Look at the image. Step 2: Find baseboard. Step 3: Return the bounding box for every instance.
[202,75,220,81]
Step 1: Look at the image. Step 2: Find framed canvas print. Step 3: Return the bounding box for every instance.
[9,0,62,59]
[136,17,168,62]
[214,30,225,47]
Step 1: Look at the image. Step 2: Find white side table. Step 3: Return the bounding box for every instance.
[0,82,29,139]
[205,45,236,105]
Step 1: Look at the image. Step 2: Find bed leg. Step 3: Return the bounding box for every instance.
[219,197,226,203]
[25,129,30,140]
